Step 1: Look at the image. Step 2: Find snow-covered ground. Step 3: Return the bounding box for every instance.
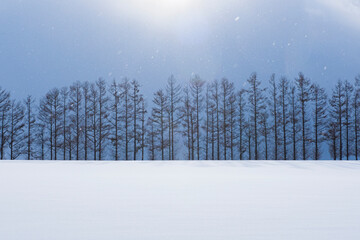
[0,161,360,240]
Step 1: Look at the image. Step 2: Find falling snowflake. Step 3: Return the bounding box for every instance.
[235,16,240,21]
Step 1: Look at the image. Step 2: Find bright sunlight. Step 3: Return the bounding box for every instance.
[106,0,202,27]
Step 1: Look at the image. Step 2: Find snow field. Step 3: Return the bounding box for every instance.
[0,161,360,240]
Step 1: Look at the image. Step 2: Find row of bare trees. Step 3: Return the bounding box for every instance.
[0,73,359,160]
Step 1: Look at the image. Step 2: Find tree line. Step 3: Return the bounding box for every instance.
[0,73,359,160]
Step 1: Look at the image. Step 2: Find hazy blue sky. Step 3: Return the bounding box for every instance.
[1,0,360,98]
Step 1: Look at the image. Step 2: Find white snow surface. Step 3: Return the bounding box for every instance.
[0,161,360,240]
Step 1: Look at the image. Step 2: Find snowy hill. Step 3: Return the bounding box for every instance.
[0,161,360,240]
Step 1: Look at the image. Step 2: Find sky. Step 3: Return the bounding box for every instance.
[0,0,360,99]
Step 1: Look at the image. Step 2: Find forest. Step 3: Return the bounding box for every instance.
[0,73,359,160]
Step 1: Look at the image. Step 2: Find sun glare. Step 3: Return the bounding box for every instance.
[153,0,193,12]
[109,0,201,27]
[143,0,195,22]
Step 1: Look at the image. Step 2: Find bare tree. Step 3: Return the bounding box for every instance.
[290,85,300,160]
[295,73,311,160]
[268,74,279,160]
[354,75,360,160]
[167,106,171,160]
[109,79,121,160]
[190,75,205,160]
[229,93,237,160]
[67,121,75,160]
[326,122,338,160]
[97,78,109,160]
[259,110,269,160]
[237,89,246,160]
[130,79,143,160]
[166,75,182,160]
[70,82,82,160]
[82,82,90,160]
[329,80,345,160]
[209,101,216,160]
[220,78,235,160]
[279,77,290,160]
[247,73,265,160]
[38,89,61,160]
[204,84,211,160]
[38,94,51,159]
[181,86,193,160]
[120,78,132,160]
[245,119,252,160]
[8,100,25,159]
[211,80,221,160]
[0,88,10,159]
[37,123,46,160]
[146,116,156,160]
[88,83,99,160]
[152,89,168,160]
[140,98,147,160]
[24,95,36,160]
[311,83,328,160]
[51,88,61,160]
[60,87,69,160]
[343,80,354,160]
